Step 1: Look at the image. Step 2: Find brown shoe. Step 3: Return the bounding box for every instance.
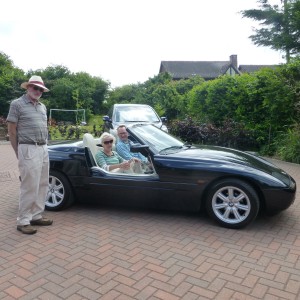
[30,217,53,226]
[17,225,37,234]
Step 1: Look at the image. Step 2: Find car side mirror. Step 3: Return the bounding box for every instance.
[103,115,114,129]
[103,115,111,122]
[161,116,167,123]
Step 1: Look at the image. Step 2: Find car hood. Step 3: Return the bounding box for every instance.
[162,145,293,185]
[174,146,268,166]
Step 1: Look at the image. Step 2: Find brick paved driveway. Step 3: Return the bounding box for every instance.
[0,143,299,300]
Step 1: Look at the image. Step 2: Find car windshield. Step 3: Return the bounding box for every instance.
[114,106,160,123]
[130,124,184,153]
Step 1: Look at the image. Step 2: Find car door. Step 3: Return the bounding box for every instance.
[77,164,201,211]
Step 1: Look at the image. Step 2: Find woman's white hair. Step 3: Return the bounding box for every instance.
[99,132,116,145]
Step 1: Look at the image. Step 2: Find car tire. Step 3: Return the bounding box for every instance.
[45,170,74,211]
[205,179,259,229]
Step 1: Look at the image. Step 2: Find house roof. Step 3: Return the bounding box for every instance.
[160,61,227,80]
[159,60,240,80]
[159,55,279,80]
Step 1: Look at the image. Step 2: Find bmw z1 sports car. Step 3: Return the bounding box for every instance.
[46,123,296,229]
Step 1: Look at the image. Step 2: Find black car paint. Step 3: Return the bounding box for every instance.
[48,135,296,215]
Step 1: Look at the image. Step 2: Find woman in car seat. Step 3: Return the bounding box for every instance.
[95,132,138,173]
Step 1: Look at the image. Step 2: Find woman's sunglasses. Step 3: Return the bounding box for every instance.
[103,140,113,145]
[32,86,44,93]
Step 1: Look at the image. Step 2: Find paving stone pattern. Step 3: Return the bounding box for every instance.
[0,143,299,300]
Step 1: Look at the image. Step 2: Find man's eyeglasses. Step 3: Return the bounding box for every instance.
[103,140,113,145]
[32,86,44,93]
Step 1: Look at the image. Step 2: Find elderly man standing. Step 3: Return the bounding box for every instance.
[7,75,53,234]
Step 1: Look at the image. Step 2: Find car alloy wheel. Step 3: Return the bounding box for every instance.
[47,175,65,208]
[212,186,251,223]
[206,179,259,229]
[46,170,74,211]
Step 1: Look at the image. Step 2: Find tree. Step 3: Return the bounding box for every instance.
[37,66,109,118]
[0,52,25,116]
[105,73,205,119]
[106,84,140,108]
[241,0,300,62]
[187,76,239,125]
[277,56,300,118]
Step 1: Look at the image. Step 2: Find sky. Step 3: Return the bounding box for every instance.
[0,0,284,88]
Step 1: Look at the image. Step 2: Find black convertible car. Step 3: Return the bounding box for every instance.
[47,124,296,229]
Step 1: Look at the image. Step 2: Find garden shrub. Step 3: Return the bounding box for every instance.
[169,117,259,151]
[274,124,300,163]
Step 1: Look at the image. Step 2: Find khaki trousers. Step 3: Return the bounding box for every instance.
[17,144,49,225]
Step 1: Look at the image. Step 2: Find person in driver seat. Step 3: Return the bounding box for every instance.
[116,125,153,173]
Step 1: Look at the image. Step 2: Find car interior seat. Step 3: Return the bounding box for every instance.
[82,133,148,175]
[83,133,102,165]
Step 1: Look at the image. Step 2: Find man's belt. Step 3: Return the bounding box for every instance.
[19,141,46,146]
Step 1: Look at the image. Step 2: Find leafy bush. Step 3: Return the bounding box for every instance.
[187,68,298,147]
[273,124,300,163]
[169,117,259,151]
[48,114,104,140]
